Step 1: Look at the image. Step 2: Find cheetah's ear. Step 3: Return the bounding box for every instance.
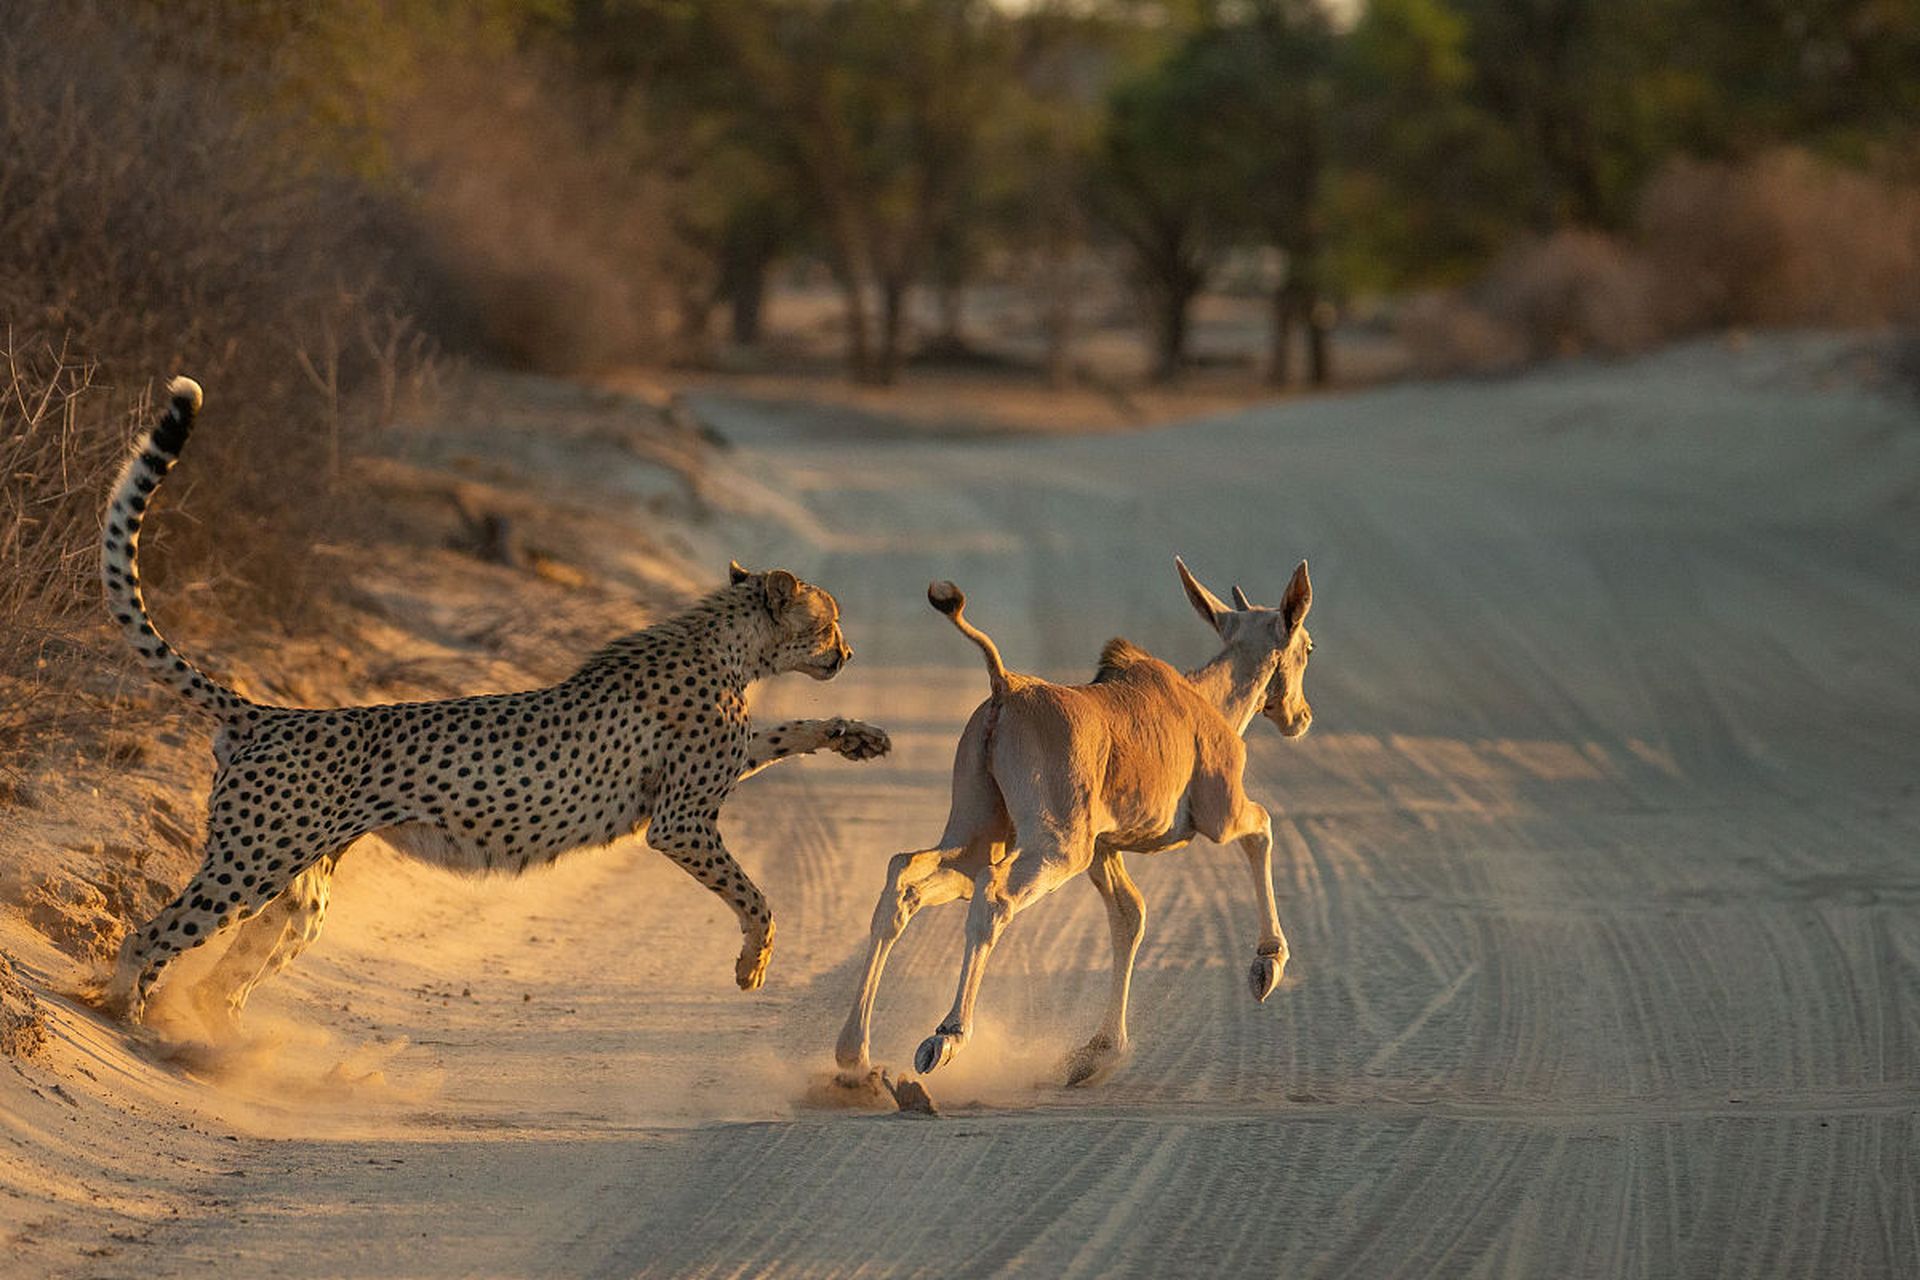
[763,569,799,614]
[729,559,752,585]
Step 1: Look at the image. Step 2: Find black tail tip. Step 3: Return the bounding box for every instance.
[928,581,964,615]
[150,376,202,456]
[166,376,203,416]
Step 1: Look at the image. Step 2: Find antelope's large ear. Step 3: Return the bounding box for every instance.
[729,559,752,585]
[1176,556,1229,634]
[764,568,800,614]
[1280,560,1312,631]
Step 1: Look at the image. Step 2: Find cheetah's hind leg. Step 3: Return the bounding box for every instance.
[107,835,331,1027]
[187,856,340,1035]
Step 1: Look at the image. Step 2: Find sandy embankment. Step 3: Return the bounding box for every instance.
[5,334,1919,1277]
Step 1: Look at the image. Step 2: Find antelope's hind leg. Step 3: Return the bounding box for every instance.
[834,841,991,1077]
[1062,849,1146,1085]
[841,704,1008,1077]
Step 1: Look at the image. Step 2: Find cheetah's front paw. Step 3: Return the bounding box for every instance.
[823,719,890,762]
[736,923,775,991]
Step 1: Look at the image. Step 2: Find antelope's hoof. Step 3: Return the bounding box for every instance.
[825,1067,896,1106]
[1062,1034,1128,1087]
[913,1031,961,1076]
[1249,953,1286,1003]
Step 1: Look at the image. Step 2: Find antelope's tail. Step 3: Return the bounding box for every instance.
[927,580,1012,698]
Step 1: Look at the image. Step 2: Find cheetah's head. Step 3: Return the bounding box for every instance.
[731,560,852,680]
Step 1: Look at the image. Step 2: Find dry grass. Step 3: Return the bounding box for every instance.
[0,2,698,767]
[0,343,130,752]
[0,3,436,756]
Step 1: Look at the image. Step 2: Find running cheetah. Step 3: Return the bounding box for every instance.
[102,377,889,1026]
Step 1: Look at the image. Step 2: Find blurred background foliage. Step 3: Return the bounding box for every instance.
[560,0,1918,383]
[9,0,1917,391]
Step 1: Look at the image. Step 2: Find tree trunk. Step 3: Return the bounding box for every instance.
[1267,283,1294,388]
[840,275,876,382]
[1306,295,1332,387]
[1152,284,1194,384]
[675,287,715,366]
[934,276,966,347]
[1043,286,1074,389]
[872,277,908,386]
[724,248,769,346]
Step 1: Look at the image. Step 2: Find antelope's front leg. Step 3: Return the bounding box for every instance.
[1234,803,1290,1002]
[647,802,775,990]
[737,718,891,782]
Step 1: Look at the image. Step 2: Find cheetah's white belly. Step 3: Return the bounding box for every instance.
[379,808,649,877]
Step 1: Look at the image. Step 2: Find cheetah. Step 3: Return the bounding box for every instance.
[101,377,890,1027]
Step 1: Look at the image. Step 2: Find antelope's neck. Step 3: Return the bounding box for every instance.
[1187,650,1269,737]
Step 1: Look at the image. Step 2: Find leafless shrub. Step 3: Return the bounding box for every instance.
[0,2,439,758]
[0,341,131,752]
[1476,231,1664,359]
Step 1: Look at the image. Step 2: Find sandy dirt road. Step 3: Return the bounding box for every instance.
[9,336,1920,1278]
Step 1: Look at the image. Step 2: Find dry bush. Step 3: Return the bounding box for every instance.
[1475,231,1664,359]
[1640,149,1920,331]
[0,3,690,761]
[1397,232,1661,373]
[392,55,685,373]
[1395,290,1530,376]
[1401,151,1920,375]
[0,2,436,755]
[0,344,131,749]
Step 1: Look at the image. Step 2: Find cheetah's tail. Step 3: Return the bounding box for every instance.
[927,580,1014,698]
[101,377,252,722]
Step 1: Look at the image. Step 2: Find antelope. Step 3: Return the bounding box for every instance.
[835,558,1314,1085]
